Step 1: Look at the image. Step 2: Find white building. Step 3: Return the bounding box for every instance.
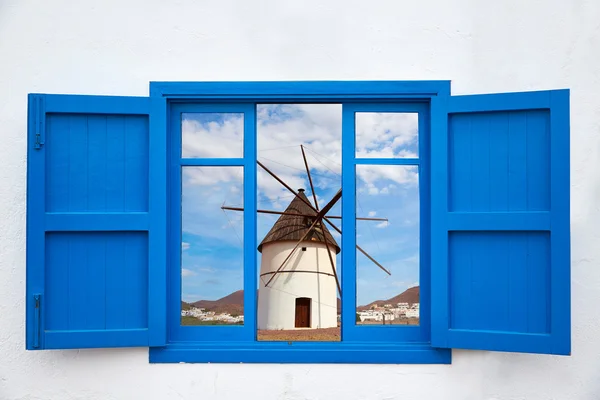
[257,189,339,330]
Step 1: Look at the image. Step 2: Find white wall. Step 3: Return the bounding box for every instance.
[0,0,598,398]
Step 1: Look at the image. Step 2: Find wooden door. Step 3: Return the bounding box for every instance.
[295,298,311,328]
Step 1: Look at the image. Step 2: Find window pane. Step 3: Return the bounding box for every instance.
[356,165,420,326]
[180,166,244,326]
[182,113,244,158]
[355,112,418,158]
[256,104,342,342]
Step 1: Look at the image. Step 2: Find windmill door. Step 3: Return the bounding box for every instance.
[295,298,311,328]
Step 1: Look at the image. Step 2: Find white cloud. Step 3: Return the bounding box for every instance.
[181,242,190,250]
[368,211,377,217]
[182,268,197,277]
[182,113,244,158]
[355,112,418,158]
[376,221,389,229]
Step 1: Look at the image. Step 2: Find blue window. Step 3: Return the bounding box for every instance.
[26,82,570,363]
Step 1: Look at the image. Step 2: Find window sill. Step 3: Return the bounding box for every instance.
[149,342,451,364]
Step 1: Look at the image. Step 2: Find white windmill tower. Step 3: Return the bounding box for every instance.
[257,188,341,330]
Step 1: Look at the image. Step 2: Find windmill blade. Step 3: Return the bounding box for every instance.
[300,144,319,210]
[221,205,387,221]
[264,189,342,287]
[356,245,391,275]
[258,160,392,276]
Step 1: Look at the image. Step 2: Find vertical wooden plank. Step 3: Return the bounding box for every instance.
[507,112,528,211]
[526,110,551,211]
[87,116,108,211]
[470,114,491,211]
[67,234,88,329]
[550,89,571,354]
[123,233,149,329]
[526,233,550,333]
[448,115,471,211]
[429,95,449,347]
[44,234,69,330]
[86,233,107,329]
[489,113,509,211]
[46,115,71,212]
[106,116,126,211]
[508,233,528,332]
[68,115,88,211]
[105,234,125,329]
[148,97,168,346]
[27,94,47,349]
[124,116,149,211]
[448,233,471,329]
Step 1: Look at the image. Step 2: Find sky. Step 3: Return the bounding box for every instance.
[180,104,420,306]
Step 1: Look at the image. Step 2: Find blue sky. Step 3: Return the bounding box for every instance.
[180,105,420,306]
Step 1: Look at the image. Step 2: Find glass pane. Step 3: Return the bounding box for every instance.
[182,112,244,158]
[356,165,420,326]
[355,112,418,158]
[180,166,244,326]
[256,104,342,342]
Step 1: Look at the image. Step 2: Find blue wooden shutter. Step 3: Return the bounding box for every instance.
[26,94,166,349]
[431,90,570,355]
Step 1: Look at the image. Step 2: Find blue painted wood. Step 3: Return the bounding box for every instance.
[26,94,165,350]
[150,342,451,364]
[46,113,149,212]
[432,89,570,355]
[341,103,357,342]
[448,232,550,333]
[44,213,149,231]
[448,90,553,113]
[150,81,451,98]
[430,94,450,349]
[449,110,550,212]
[148,96,168,346]
[446,211,551,231]
[243,104,258,340]
[549,90,571,355]
[45,232,148,332]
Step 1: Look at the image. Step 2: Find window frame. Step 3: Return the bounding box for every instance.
[149,81,452,364]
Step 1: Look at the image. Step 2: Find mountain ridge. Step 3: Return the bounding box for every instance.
[182,286,419,315]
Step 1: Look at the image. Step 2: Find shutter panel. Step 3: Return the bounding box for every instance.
[431,90,570,355]
[26,94,166,349]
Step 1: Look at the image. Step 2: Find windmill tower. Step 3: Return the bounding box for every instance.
[257,189,341,330]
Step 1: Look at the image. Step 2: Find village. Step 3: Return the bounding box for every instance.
[357,302,420,323]
[181,302,420,325]
[181,307,244,324]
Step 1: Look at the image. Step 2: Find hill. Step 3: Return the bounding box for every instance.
[357,286,419,311]
[186,290,246,316]
[183,286,419,315]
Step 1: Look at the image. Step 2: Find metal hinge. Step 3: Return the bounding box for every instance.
[34,132,44,149]
[31,95,45,150]
[33,294,41,348]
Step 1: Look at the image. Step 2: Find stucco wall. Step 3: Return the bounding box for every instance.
[0,0,598,399]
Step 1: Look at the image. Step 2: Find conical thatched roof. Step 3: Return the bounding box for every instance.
[258,189,340,253]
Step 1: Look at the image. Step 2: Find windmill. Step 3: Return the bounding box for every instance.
[221,145,391,330]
